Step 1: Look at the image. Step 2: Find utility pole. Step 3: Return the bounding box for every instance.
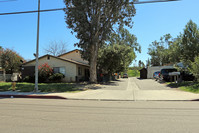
[35,0,40,92]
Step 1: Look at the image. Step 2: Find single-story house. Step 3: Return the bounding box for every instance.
[22,49,90,82]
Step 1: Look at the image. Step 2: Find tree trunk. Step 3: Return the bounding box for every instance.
[89,44,98,83]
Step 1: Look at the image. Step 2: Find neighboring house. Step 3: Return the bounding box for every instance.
[58,49,89,65]
[22,49,90,82]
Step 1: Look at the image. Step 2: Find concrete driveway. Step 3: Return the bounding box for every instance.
[134,78,173,90]
[132,77,199,100]
[3,77,198,101]
[48,77,199,101]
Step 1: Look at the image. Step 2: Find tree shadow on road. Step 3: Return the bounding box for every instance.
[136,78,148,80]
[100,81,119,86]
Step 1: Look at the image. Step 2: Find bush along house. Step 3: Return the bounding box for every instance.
[21,49,90,82]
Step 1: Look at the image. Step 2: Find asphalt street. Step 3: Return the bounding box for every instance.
[1,99,199,133]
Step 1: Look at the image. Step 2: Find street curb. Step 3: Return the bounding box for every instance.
[0,94,67,99]
[66,98,199,102]
[0,95,198,101]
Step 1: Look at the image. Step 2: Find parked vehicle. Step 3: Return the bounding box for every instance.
[160,68,177,82]
[153,71,160,81]
[123,73,128,78]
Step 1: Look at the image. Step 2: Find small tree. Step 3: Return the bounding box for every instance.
[0,48,24,74]
[98,27,140,75]
[98,44,135,75]
[38,63,53,82]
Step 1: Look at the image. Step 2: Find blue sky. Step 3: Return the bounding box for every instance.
[0,0,199,66]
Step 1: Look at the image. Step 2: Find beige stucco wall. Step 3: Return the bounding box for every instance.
[24,56,77,82]
[59,50,89,65]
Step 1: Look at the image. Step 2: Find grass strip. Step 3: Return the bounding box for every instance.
[168,81,199,93]
[0,82,83,93]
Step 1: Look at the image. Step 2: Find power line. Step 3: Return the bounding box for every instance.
[0,8,64,15]
[0,0,17,2]
[0,0,180,16]
[133,0,180,4]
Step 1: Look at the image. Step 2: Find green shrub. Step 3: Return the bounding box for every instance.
[23,76,35,83]
[49,73,65,82]
[23,76,30,82]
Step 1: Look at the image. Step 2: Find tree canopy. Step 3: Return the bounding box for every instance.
[148,34,172,66]
[64,0,136,83]
[148,20,199,79]
[0,48,24,74]
[181,20,199,63]
[98,44,135,74]
[98,27,140,75]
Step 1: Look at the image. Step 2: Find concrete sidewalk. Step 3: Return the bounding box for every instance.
[0,78,199,101]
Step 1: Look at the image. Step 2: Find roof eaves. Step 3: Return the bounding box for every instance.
[57,49,80,57]
[23,54,89,67]
[22,54,49,65]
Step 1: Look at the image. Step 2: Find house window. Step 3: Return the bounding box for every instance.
[53,67,59,73]
[78,67,82,76]
[59,67,66,75]
[53,67,66,75]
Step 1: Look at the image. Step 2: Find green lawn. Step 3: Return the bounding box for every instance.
[0,82,84,93]
[168,81,199,93]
